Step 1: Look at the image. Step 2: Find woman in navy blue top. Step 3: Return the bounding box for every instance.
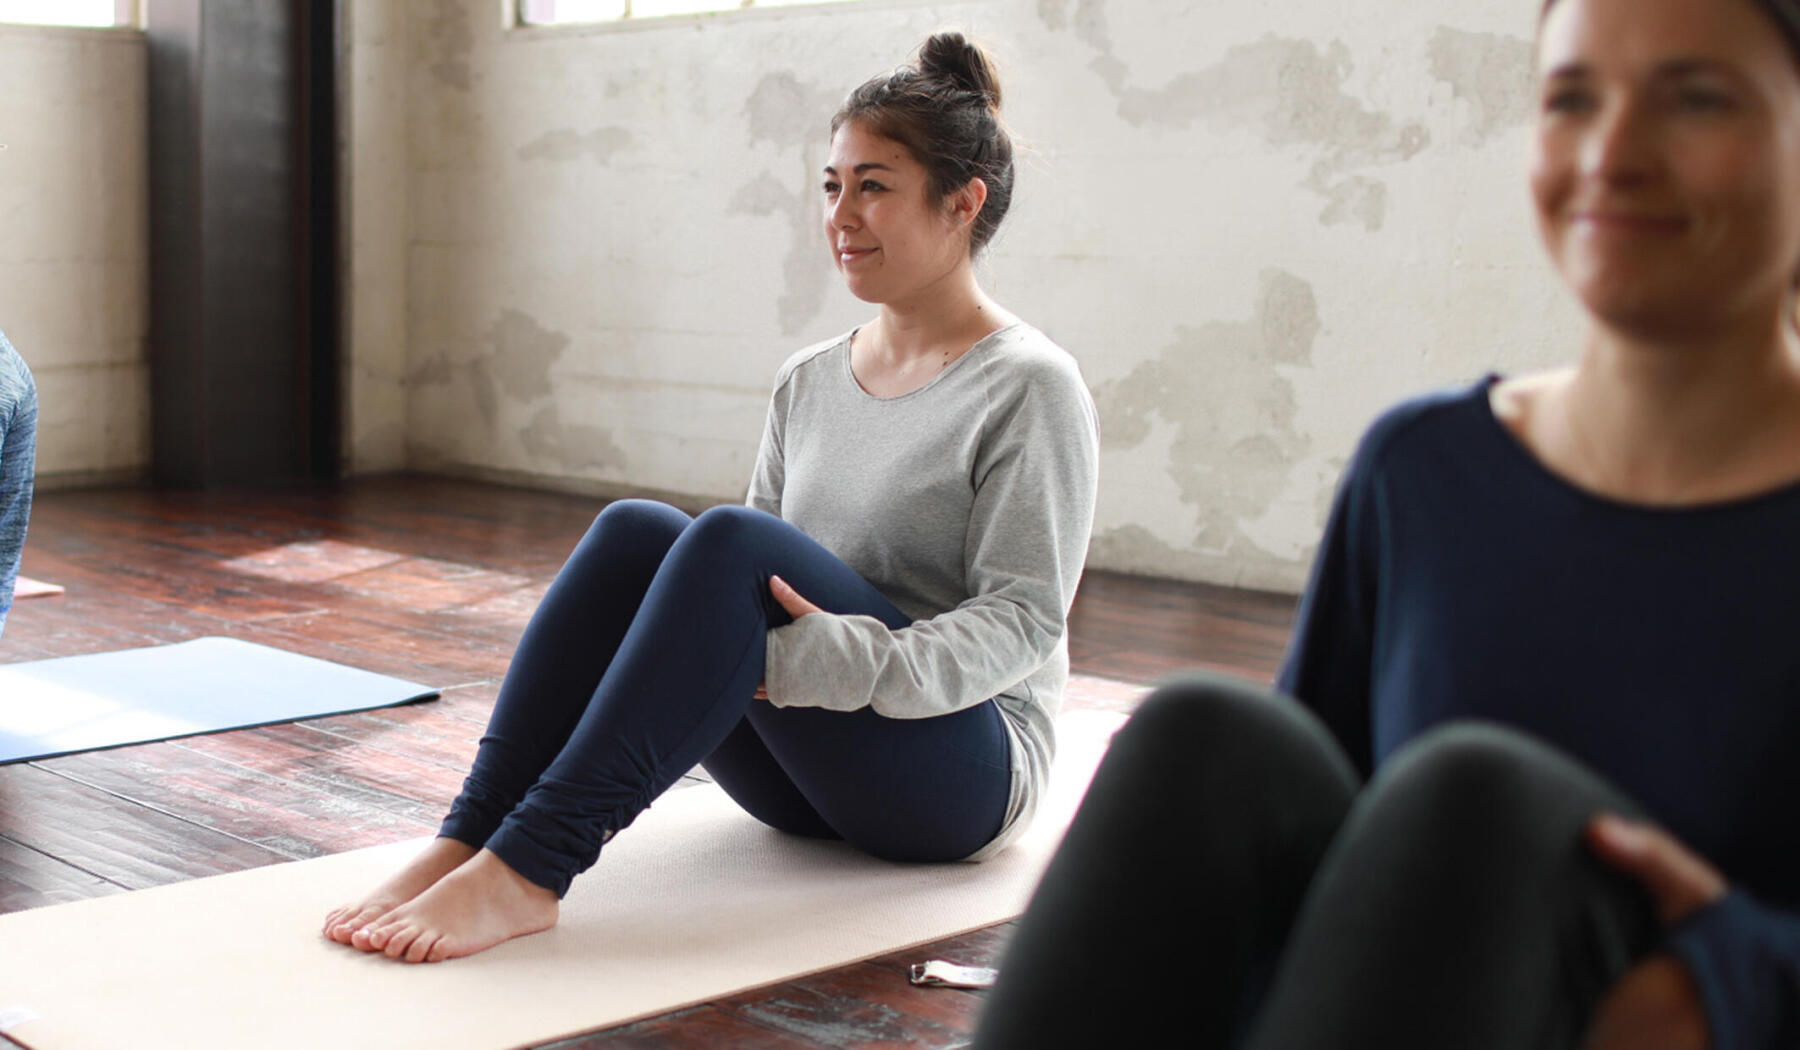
[975,0,1800,1047]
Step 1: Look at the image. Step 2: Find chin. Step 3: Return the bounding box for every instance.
[839,277,889,305]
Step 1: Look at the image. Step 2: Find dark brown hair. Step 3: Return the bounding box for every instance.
[831,32,1015,255]
[1541,0,1800,64]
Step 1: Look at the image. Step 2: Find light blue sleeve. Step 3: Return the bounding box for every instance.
[0,329,39,639]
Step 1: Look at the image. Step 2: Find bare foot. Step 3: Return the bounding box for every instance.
[322,836,477,945]
[357,848,559,963]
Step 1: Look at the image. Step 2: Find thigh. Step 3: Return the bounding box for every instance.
[1243,722,1659,1050]
[723,699,1013,863]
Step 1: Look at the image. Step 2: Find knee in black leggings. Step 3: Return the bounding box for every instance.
[1116,672,1360,804]
[1349,722,1655,930]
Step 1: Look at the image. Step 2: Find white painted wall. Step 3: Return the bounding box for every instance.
[0,23,147,486]
[346,0,1586,592]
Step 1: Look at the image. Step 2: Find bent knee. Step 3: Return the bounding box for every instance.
[1128,673,1295,740]
[1117,674,1355,787]
[1370,723,1638,846]
[592,498,690,541]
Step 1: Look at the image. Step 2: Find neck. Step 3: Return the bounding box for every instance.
[867,258,1001,362]
[1565,313,1800,500]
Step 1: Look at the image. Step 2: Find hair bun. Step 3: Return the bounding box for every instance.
[917,31,1002,110]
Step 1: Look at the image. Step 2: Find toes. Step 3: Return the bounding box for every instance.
[353,920,389,952]
[333,905,387,944]
[382,923,420,960]
[426,936,453,963]
[405,932,440,964]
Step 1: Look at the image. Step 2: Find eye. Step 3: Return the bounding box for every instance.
[860,179,887,193]
[1673,85,1736,112]
[822,180,840,195]
[1542,86,1594,114]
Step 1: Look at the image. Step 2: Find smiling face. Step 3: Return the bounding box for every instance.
[822,120,976,306]
[1531,0,1800,338]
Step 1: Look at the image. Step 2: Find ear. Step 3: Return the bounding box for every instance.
[946,177,989,230]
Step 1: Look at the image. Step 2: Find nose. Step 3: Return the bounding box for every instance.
[828,191,860,232]
[1582,95,1658,186]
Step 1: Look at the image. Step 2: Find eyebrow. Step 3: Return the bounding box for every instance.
[1543,56,1746,81]
[821,162,897,175]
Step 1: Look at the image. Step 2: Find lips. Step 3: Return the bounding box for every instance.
[1569,209,1689,235]
[837,244,877,265]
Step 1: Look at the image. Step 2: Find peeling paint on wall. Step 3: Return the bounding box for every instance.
[1114,35,1427,228]
[746,72,843,148]
[518,127,634,164]
[469,358,499,425]
[729,171,833,337]
[1428,27,1537,144]
[1037,0,1125,91]
[733,72,844,336]
[1096,269,1319,560]
[409,353,453,387]
[409,310,570,431]
[1312,173,1387,231]
[485,309,568,401]
[521,406,626,472]
[425,2,474,92]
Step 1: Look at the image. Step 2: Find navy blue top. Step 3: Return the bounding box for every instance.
[1277,380,1800,1050]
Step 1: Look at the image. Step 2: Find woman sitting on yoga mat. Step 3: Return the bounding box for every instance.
[322,32,1099,964]
[0,327,36,641]
[975,0,1800,1048]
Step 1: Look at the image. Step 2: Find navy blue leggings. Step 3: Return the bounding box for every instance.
[439,500,1012,895]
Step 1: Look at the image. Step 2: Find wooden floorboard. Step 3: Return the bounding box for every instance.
[0,476,1296,1049]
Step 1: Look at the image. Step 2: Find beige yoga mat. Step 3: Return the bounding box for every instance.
[0,710,1124,1050]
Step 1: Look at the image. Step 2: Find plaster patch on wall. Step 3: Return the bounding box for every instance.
[424,2,474,92]
[484,309,569,401]
[410,311,571,433]
[1312,173,1386,230]
[469,357,499,425]
[409,353,454,387]
[745,72,843,148]
[729,171,832,336]
[1428,27,1536,145]
[520,405,626,472]
[1095,269,1319,561]
[1038,0,1125,91]
[518,127,634,164]
[1112,35,1428,228]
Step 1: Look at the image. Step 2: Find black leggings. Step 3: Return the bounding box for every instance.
[974,673,1658,1050]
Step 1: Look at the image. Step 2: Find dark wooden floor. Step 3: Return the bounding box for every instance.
[0,476,1295,1049]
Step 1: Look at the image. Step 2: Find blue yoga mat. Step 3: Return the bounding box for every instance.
[0,637,439,764]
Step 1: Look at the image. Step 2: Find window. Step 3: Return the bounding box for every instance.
[0,0,133,28]
[519,0,857,27]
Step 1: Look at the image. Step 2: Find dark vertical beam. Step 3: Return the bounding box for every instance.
[146,0,338,487]
[146,0,206,487]
[301,0,342,478]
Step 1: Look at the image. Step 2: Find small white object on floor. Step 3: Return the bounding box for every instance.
[910,960,1000,989]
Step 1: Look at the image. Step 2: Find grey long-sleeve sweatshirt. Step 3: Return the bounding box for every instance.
[747,322,1099,858]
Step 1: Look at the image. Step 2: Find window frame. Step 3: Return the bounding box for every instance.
[513,0,866,31]
[0,0,138,29]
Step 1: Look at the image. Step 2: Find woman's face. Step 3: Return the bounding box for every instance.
[1531,0,1800,337]
[822,120,973,306]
